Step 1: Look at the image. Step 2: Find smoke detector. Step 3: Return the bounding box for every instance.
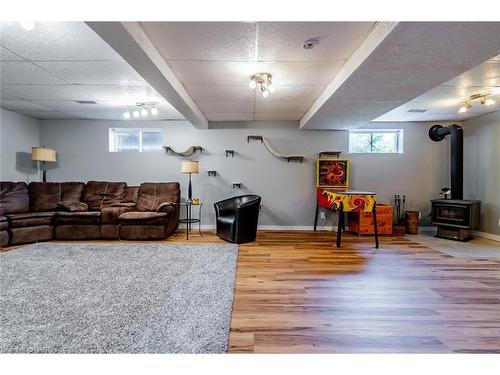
[303,39,319,49]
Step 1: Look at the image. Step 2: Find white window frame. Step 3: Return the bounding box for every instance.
[349,129,403,154]
[109,128,163,153]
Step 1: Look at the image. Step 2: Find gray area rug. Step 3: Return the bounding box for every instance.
[0,242,238,353]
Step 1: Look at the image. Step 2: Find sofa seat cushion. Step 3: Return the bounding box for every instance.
[119,211,167,225]
[56,201,89,212]
[83,181,128,211]
[101,206,137,224]
[6,212,55,228]
[55,211,101,225]
[0,216,8,231]
[28,182,85,212]
[0,182,29,214]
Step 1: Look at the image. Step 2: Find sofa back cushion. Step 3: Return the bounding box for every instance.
[83,181,127,211]
[0,182,29,215]
[28,182,85,212]
[124,186,139,203]
[136,182,180,212]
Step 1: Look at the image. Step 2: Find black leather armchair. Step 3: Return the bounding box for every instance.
[214,195,261,244]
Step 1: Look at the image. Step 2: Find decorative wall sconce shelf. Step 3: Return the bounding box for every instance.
[247,134,305,163]
[207,170,217,177]
[225,149,235,158]
[163,146,203,156]
[319,151,343,159]
[232,182,242,189]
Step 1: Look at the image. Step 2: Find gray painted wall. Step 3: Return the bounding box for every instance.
[0,109,40,182]
[39,119,449,228]
[463,110,500,236]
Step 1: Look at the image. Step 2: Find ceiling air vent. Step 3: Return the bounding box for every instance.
[407,109,427,113]
[75,100,97,104]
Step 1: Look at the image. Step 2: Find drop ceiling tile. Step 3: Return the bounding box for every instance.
[205,113,255,121]
[255,85,325,102]
[0,46,25,61]
[196,102,254,113]
[2,84,162,102]
[36,61,147,85]
[0,99,56,111]
[141,22,256,61]
[258,22,375,62]
[168,60,344,86]
[0,22,122,61]
[0,90,21,100]
[31,100,126,112]
[254,113,304,121]
[185,85,254,102]
[18,111,76,120]
[443,61,500,87]
[255,101,311,113]
[0,62,68,84]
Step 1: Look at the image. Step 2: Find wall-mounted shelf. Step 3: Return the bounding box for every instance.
[207,170,217,177]
[225,149,235,158]
[163,145,203,156]
[247,134,305,163]
[232,182,242,189]
[319,151,344,159]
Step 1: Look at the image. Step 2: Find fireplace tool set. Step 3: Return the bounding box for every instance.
[392,195,406,235]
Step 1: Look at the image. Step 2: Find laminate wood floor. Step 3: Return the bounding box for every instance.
[171,230,500,353]
[4,230,500,353]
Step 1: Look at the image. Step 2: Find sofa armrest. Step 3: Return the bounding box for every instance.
[157,202,174,214]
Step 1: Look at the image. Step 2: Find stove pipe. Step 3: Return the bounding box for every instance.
[429,124,463,200]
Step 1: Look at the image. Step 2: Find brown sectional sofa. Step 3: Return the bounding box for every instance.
[0,181,180,247]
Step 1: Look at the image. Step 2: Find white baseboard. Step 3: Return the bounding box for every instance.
[473,230,500,243]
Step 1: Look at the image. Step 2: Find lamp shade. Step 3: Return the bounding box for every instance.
[181,160,199,174]
[32,147,56,162]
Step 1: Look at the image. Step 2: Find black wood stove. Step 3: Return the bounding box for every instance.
[428,124,480,241]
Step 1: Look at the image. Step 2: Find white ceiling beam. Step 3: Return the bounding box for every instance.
[86,22,208,128]
[301,22,500,130]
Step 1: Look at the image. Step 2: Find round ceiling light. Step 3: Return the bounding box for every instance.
[249,72,274,98]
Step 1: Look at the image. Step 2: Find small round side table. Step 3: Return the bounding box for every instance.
[175,201,202,239]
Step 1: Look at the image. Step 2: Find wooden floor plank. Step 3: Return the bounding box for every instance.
[170,230,500,353]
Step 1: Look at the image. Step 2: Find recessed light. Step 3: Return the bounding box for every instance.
[132,110,140,118]
[123,112,131,119]
[140,108,148,117]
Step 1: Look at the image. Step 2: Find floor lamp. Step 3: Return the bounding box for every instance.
[32,147,56,182]
[181,160,199,201]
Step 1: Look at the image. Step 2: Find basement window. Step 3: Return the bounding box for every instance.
[349,129,403,154]
[109,128,163,153]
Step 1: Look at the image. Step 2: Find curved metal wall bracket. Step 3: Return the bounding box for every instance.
[163,145,203,156]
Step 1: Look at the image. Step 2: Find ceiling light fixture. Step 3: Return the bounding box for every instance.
[458,93,496,113]
[19,21,35,31]
[123,102,159,119]
[458,103,472,113]
[249,73,275,98]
